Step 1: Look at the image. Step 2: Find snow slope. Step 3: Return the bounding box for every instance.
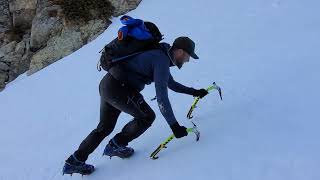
[1,0,320,179]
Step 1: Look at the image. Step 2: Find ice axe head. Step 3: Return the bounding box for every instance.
[190,122,200,141]
[212,82,223,101]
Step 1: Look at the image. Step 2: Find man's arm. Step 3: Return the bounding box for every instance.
[153,59,178,126]
[168,74,195,95]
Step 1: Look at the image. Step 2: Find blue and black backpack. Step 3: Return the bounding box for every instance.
[97,15,163,72]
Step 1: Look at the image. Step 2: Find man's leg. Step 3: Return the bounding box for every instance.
[99,74,156,154]
[111,93,156,146]
[63,97,121,175]
[102,92,155,158]
[73,97,121,162]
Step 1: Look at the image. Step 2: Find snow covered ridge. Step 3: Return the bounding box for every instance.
[1,0,320,179]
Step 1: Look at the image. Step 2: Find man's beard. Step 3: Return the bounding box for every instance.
[174,58,183,69]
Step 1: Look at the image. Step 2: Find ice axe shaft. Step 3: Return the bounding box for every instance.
[150,123,200,160]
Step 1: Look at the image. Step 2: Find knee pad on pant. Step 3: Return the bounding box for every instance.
[141,110,156,127]
[136,100,156,127]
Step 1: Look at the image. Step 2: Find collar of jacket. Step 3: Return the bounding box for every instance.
[159,42,177,67]
[167,47,176,67]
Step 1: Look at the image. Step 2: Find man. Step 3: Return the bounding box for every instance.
[63,36,209,175]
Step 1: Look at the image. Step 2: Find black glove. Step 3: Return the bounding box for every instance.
[192,88,208,98]
[170,122,188,138]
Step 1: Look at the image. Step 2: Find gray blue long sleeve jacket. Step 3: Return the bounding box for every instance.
[109,43,195,126]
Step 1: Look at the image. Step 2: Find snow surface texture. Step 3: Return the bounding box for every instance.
[1,0,320,179]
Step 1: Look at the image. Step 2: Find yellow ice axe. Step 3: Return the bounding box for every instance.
[187,82,222,119]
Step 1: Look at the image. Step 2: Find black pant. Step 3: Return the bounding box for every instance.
[74,74,155,162]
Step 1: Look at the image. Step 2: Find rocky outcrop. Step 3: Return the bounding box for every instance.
[29,5,63,51]
[0,0,142,91]
[0,0,12,47]
[9,0,37,30]
[110,0,143,16]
